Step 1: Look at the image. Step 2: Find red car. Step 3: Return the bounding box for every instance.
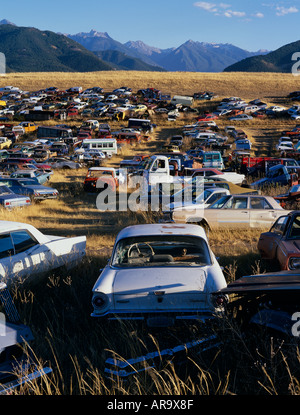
[197,113,219,122]
[257,210,300,271]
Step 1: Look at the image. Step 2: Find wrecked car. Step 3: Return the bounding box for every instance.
[171,194,289,230]
[0,220,86,283]
[217,270,300,338]
[0,282,52,393]
[83,167,119,192]
[274,184,300,208]
[257,210,300,271]
[91,223,227,327]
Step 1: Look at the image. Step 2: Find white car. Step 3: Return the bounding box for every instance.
[276,142,294,151]
[91,224,227,327]
[228,114,253,121]
[171,194,289,230]
[0,221,86,282]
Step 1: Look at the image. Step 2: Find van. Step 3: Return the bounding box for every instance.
[80,138,117,157]
[202,151,224,170]
[170,95,194,107]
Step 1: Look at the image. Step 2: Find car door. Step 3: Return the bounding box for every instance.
[249,197,282,228]
[0,230,53,281]
[214,196,250,228]
[257,215,289,259]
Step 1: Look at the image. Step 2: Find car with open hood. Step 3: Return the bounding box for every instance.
[91,223,227,327]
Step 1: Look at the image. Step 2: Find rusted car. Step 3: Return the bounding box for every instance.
[83,167,118,192]
[217,269,300,338]
[274,184,300,208]
[257,210,300,271]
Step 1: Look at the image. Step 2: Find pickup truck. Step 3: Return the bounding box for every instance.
[250,164,299,189]
[142,155,185,192]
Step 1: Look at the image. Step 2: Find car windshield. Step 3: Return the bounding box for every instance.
[209,195,231,208]
[0,186,12,195]
[111,235,212,268]
[288,215,300,239]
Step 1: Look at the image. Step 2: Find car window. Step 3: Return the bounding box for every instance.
[224,196,248,209]
[288,215,300,239]
[270,216,288,235]
[0,233,14,259]
[206,192,227,205]
[210,195,231,209]
[250,197,273,209]
[10,230,38,254]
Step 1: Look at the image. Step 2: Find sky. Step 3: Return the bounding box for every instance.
[1,0,300,52]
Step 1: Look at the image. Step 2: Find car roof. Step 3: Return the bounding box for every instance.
[115,224,207,242]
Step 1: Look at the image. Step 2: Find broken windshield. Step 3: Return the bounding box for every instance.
[111,235,212,268]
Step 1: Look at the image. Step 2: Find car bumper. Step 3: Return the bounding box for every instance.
[33,193,58,200]
[0,365,52,395]
[91,309,220,327]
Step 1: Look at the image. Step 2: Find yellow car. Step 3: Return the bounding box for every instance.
[0,137,12,149]
[18,122,37,133]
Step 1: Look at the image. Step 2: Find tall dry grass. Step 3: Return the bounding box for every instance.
[2,71,300,100]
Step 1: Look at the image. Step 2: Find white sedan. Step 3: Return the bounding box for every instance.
[276,142,294,151]
[171,194,289,230]
[91,223,227,327]
[0,221,86,282]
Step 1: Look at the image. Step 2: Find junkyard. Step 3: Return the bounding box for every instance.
[0,71,300,395]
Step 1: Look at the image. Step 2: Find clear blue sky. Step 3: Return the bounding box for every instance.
[1,0,300,52]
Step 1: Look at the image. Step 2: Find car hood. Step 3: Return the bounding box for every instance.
[250,177,267,188]
[169,201,208,211]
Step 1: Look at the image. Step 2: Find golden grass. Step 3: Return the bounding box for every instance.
[1,71,300,100]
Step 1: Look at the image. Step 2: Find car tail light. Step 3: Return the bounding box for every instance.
[289,257,300,270]
[92,293,109,310]
[211,293,228,308]
[5,202,10,206]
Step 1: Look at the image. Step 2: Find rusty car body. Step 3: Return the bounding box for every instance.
[257,210,300,271]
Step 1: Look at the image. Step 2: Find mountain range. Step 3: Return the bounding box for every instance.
[3,20,300,74]
[67,29,267,72]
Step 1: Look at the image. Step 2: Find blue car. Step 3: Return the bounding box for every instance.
[0,185,31,208]
[0,178,59,201]
[10,169,52,185]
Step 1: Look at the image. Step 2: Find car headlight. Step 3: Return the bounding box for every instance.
[289,257,300,270]
[92,292,109,310]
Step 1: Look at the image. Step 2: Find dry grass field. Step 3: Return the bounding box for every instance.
[2,70,300,99]
[1,71,300,396]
